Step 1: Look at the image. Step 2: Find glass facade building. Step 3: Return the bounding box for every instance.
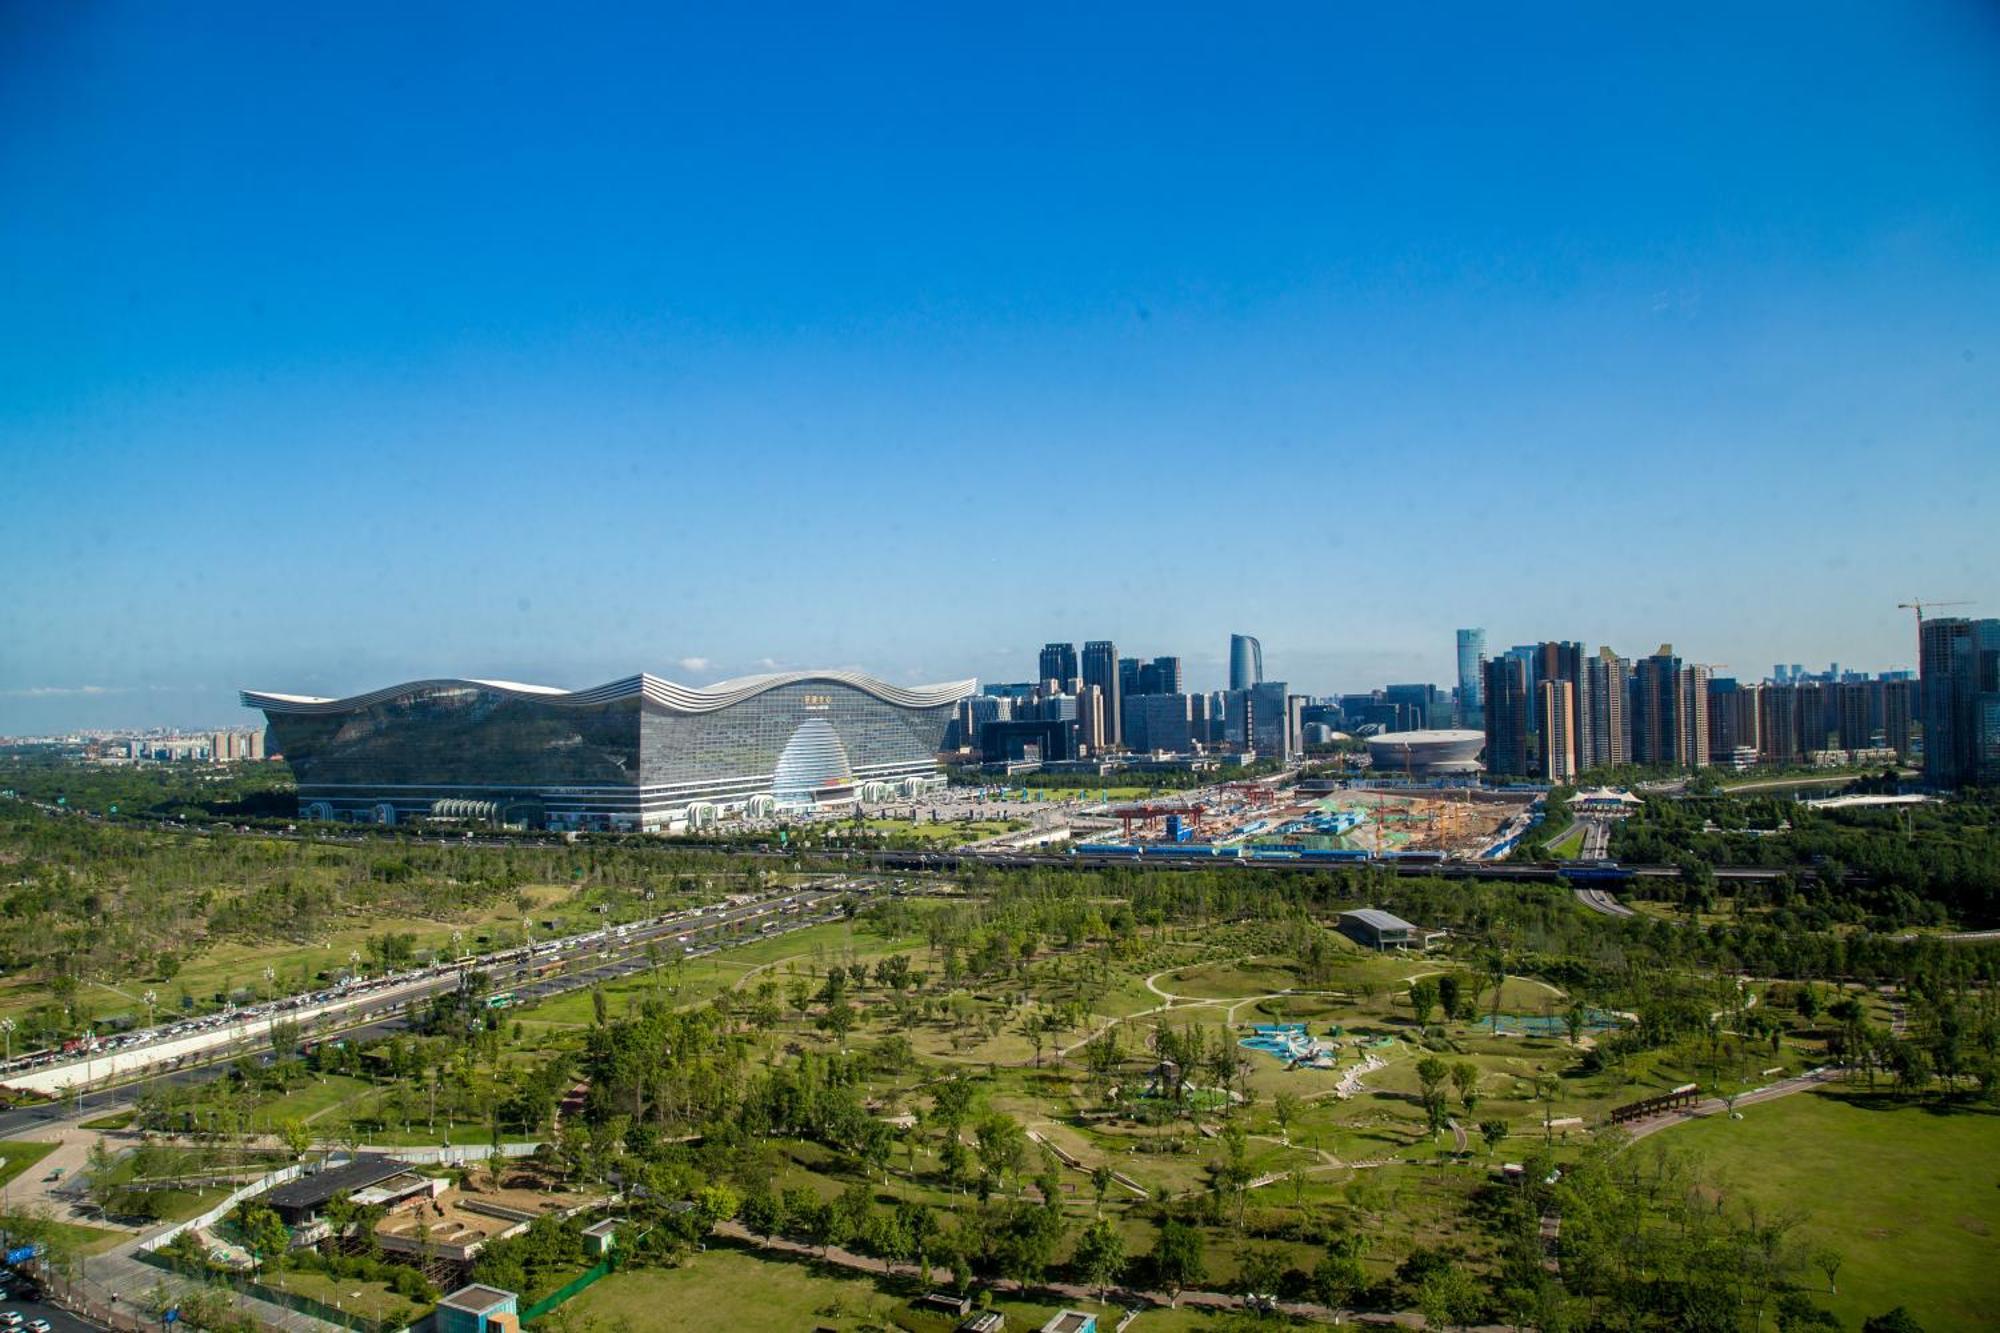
[243,671,974,831]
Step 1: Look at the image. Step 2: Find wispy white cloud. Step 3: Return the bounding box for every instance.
[754,657,783,671]
[676,656,712,673]
[0,685,127,698]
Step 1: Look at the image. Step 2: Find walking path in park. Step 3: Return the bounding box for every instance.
[1622,1067,1840,1141]
[709,1220,1414,1326]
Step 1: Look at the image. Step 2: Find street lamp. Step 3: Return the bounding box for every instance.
[0,1017,13,1062]
[142,990,158,1030]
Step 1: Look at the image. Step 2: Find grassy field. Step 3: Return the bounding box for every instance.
[262,1268,416,1324]
[1545,823,1587,860]
[565,1245,1248,1332]
[0,1139,57,1191]
[1667,1088,2000,1330]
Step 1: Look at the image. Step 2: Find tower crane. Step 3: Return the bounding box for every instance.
[1897,599,1973,657]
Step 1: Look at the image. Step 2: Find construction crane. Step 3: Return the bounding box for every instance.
[1897,598,1974,656]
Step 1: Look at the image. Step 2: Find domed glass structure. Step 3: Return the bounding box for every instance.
[771,718,856,809]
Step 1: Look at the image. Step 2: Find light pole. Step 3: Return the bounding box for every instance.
[0,1016,14,1063]
[142,989,158,1030]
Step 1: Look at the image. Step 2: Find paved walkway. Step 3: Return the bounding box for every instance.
[710,1220,1412,1325]
[1622,1068,1840,1141]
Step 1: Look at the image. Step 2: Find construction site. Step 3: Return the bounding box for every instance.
[1087,779,1537,861]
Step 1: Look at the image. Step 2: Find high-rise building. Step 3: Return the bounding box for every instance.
[1532,641,1584,771]
[1580,648,1630,769]
[1676,663,1712,769]
[1455,629,1485,728]
[1038,643,1077,692]
[1384,683,1439,731]
[1882,678,1915,758]
[1127,693,1195,754]
[1539,678,1577,780]
[1082,641,1122,747]
[1707,677,1760,766]
[1630,650,1677,767]
[1251,681,1292,761]
[1151,656,1183,697]
[1229,634,1263,692]
[1076,685,1106,753]
[1482,656,1531,777]
[1836,681,1874,752]
[1920,617,2000,788]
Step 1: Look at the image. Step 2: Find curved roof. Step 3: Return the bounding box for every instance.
[1362,729,1485,749]
[242,671,978,716]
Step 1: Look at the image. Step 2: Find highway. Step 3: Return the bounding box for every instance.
[0,883,853,1112]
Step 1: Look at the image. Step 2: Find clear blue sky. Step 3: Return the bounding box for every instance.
[3,4,1997,732]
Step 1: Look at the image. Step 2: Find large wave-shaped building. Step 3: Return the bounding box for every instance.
[242,671,976,832]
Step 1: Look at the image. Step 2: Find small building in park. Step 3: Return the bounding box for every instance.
[959,1313,1006,1333]
[1040,1313,1098,1333]
[581,1218,618,1257]
[436,1283,520,1333]
[1337,908,1419,951]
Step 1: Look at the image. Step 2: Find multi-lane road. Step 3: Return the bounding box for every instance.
[0,883,853,1119]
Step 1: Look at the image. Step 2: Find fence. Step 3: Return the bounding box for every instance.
[134,1249,391,1332]
[519,1256,615,1325]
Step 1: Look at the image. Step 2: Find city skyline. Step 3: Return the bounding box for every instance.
[5,5,1997,732]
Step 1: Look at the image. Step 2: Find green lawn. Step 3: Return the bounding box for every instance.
[0,1139,57,1191]
[1667,1089,2000,1330]
[262,1268,419,1325]
[565,1247,1149,1332]
[1545,823,1586,859]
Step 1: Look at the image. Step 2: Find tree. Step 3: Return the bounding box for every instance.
[1151,1218,1206,1308]
[739,1190,784,1246]
[976,1114,1027,1196]
[1311,1239,1366,1312]
[1861,1308,1924,1333]
[1812,1246,1843,1296]
[1478,1118,1509,1158]
[1239,1245,1288,1309]
[1415,1056,1451,1137]
[1417,1260,1481,1332]
[1090,1163,1114,1217]
[276,1117,312,1159]
[1272,1091,1301,1145]
[1072,1218,1126,1301]
[1409,977,1439,1026]
[1450,1062,1480,1116]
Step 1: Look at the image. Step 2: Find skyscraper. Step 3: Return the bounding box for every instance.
[1229,634,1263,692]
[1533,641,1584,772]
[1151,656,1183,697]
[1676,663,1712,769]
[1919,617,2000,788]
[1539,679,1577,780]
[1581,648,1630,769]
[1455,628,1485,728]
[1038,643,1077,691]
[1482,656,1531,777]
[1082,640,1122,747]
[1631,649,1681,767]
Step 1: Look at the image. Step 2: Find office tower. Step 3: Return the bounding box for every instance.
[1581,648,1630,768]
[1456,629,1485,728]
[1229,634,1263,692]
[1287,694,1305,760]
[1384,683,1438,731]
[1539,679,1577,780]
[1631,649,1681,767]
[1920,617,2000,788]
[1882,678,1915,758]
[1082,640,1122,747]
[1077,685,1106,753]
[1038,643,1077,692]
[1119,657,1143,701]
[1128,693,1195,754]
[1482,656,1531,777]
[1151,656,1183,697]
[1204,690,1228,744]
[1250,681,1292,761]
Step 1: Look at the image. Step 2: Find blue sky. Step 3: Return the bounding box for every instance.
[3,3,1997,732]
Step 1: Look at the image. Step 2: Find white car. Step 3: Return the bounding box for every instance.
[27,1318,50,1333]
[0,1312,24,1329]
